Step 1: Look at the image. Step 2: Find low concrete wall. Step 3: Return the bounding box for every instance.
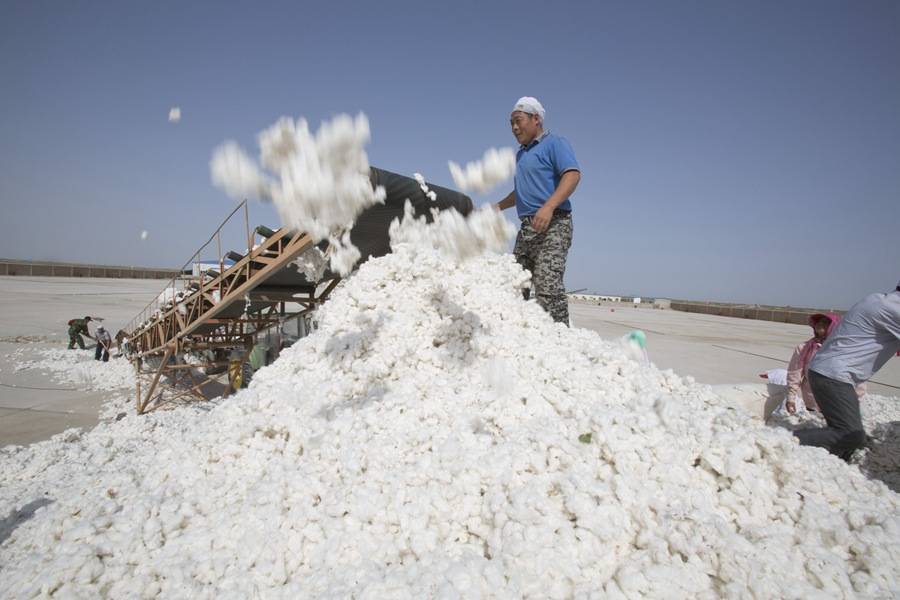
[670,300,843,326]
[0,259,179,280]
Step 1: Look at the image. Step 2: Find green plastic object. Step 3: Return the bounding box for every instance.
[627,330,647,349]
[248,344,268,371]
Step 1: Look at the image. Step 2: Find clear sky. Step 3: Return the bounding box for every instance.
[1,1,897,309]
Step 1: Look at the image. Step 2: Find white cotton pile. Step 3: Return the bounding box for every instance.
[448,147,517,194]
[209,113,385,276]
[14,349,135,392]
[771,393,900,494]
[2,216,899,598]
[855,394,900,492]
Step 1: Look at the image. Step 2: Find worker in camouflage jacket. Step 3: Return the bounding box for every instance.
[67,316,94,350]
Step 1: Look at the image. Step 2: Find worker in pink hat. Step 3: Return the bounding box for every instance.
[783,312,865,414]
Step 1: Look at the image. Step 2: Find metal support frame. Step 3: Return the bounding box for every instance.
[125,200,341,414]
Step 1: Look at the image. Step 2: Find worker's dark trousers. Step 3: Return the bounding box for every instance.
[68,333,85,350]
[794,370,865,461]
[94,344,109,362]
[513,212,572,325]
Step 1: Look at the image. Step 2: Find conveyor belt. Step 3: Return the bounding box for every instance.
[126,168,473,413]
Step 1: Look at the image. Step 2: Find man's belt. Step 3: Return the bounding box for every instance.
[521,209,571,222]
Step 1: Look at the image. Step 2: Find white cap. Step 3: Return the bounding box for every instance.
[97,325,105,331]
[512,96,545,120]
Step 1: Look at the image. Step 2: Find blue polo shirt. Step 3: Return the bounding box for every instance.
[514,131,580,218]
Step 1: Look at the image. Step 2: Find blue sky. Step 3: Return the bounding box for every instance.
[1,1,897,309]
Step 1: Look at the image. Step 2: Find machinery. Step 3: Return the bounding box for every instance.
[126,168,472,413]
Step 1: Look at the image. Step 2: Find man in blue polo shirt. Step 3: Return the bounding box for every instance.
[495,96,581,324]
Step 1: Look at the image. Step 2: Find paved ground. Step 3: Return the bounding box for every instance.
[0,276,165,446]
[570,300,900,395]
[1,279,897,447]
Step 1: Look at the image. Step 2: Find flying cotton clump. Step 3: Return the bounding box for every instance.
[448,147,517,193]
[389,201,515,261]
[209,113,385,276]
[328,231,362,277]
[140,230,148,241]
[210,142,274,201]
[413,173,438,201]
[292,246,328,282]
[168,107,181,123]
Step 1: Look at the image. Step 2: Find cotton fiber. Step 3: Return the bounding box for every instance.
[1,210,898,598]
[209,113,386,276]
[449,147,516,194]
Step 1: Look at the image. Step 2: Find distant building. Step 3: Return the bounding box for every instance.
[187,260,235,277]
[567,293,622,303]
[567,293,668,308]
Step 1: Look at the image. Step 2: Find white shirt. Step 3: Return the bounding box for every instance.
[809,290,900,385]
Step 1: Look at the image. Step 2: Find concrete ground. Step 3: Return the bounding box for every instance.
[1,279,897,447]
[571,300,900,421]
[0,276,166,446]
[570,300,900,395]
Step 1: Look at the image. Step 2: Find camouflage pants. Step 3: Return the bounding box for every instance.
[513,211,573,324]
[68,331,85,349]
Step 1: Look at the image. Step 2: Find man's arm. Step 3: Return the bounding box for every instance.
[532,170,581,232]
[496,190,515,210]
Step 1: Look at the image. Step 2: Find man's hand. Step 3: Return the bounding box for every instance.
[496,191,516,211]
[532,204,554,233]
[531,170,579,233]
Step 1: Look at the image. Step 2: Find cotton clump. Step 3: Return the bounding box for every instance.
[209,141,274,201]
[389,202,516,261]
[448,147,516,193]
[168,107,181,123]
[413,172,438,201]
[209,113,386,276]
[156,287,188,315]
[2,216,900,597]
[292,246,328,282]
